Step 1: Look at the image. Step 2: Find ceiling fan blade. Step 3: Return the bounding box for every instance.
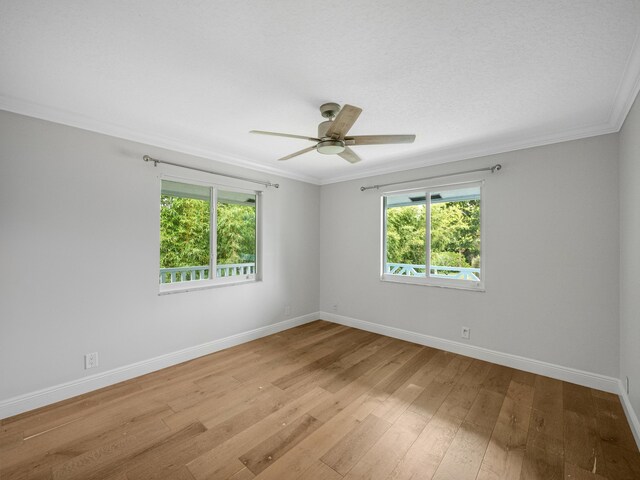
[338,147,362,164]
[345,134,416,145]
[325,104,362,139]
[278,145,317,161]
[250,130,320,142]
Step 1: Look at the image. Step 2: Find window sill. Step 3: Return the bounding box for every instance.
[159,277,260,295]
[380,274,484,292]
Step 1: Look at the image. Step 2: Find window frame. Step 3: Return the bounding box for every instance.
[159,174,261,295]
[380,180,484,291]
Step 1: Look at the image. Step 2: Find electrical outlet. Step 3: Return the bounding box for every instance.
[332,304,338,313]
[284,305,291,316]
[85,352,99,370]
[461,327,471,340]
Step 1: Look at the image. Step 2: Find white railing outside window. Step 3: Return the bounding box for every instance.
[159,263,256,284]
[385,263,480,281]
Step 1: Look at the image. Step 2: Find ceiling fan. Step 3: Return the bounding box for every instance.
[250,102,416,163]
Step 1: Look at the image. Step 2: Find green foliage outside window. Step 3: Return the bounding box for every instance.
[160,196,256,268]
[216,203,256,265]
[160,196,210,268]
[386,200,480,267]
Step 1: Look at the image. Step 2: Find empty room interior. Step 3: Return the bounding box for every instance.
[2,2,640,479]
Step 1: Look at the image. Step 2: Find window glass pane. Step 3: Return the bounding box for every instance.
[159,180,211,284]
[429,186,481,281]
[216,190,257,278]
[384,193,427,276]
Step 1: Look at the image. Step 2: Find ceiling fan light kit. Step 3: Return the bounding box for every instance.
[250,102,416,164]
[317,139,345,155]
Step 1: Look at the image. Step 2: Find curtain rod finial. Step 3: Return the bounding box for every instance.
[491,164,502,173]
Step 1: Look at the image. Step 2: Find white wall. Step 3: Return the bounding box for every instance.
[320,135,620,377]
[620,93,640,422]
[0,110,320,404]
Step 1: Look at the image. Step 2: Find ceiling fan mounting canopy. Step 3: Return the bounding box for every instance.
[250,102,416,164]
[319,102,341,119]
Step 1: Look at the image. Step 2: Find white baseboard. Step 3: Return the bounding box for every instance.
[320,312,620,394]
[0,313,319,420]
[618,380,640,450]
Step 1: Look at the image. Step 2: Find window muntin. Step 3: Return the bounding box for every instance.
[382,182,482,289]
[159,179,259,291]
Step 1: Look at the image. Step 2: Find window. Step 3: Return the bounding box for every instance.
[159,179,259,292]
[382,181,483,289]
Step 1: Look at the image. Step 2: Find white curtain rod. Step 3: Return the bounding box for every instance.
[359,164,502,191]
[143,155,280,189]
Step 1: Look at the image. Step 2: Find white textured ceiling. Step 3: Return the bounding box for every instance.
[1,1,639,184]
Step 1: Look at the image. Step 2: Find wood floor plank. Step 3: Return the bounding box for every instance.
[404,350,456,388]
[601,442,640,480]
[465,388,507,430]
[50,419,187,480]
[374,347,438,398]
[476,380,534,480]
[320,338,406,394]
[310,342,423,424]
[320,413,391,475]
[563,382,607,476]
[239,413,322,475]
[482,364,515,396]
[431,421,493,480]
[564,462,607,480]
[520,444,563,480]
[407,354,474,420]
[1,405,173,480]
[272,331,380,390]
[1,323,637,480]
[372,383,424,424]
[228,467,256,480]
[296,460,342,480]
[527,375,564,457]
[284,335,396,397]
[388,410,463,480]
[592,395,638,453]
[186,386,331,480]
[163,376,283,427]
[342,411,427,480]
[238,328,373,385]
[2,399,171,475]
[251,392,383,479]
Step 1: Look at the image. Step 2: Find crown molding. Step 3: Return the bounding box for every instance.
[318,120,619,185]
[609,27,640,131]
[0,96,323,186]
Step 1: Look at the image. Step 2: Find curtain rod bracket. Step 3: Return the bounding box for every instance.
[143,155,158,167]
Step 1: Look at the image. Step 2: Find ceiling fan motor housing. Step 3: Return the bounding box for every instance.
[317,117,346,154]
[317,120,334,139]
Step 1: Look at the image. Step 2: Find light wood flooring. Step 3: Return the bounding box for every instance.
[1,320,639,480]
